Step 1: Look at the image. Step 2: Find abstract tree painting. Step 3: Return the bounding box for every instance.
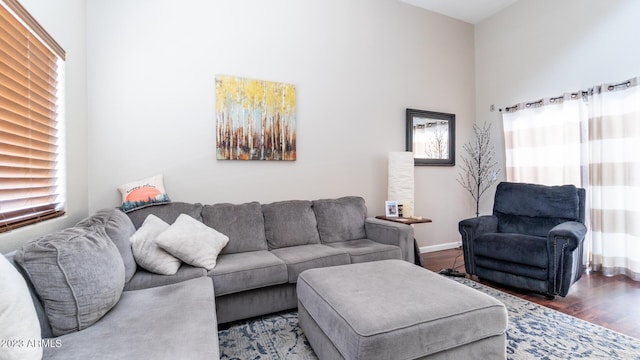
[215,75,296,161]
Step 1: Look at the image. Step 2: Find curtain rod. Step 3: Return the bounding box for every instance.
[499,76,637,113]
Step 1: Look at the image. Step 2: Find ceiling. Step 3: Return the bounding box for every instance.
[398,0,519,24]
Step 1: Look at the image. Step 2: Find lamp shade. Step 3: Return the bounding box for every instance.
[388,152,414,217]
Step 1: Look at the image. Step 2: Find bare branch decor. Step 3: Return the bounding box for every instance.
[457,122,500,216]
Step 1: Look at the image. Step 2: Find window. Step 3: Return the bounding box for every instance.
[0,0,65,233]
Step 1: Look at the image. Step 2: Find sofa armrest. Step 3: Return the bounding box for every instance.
[364,218,415,263]
[458,215,498,274]
[124,263,207,291]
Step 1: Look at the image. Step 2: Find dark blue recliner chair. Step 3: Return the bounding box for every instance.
[459,182,587,298]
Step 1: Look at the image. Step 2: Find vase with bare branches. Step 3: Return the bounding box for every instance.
[457,122,500,216]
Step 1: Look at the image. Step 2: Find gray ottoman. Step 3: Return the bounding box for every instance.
[297,260,507,360]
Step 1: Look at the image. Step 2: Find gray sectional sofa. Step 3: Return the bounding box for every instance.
[6,196,414,359]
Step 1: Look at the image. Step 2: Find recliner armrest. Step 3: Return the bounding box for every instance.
[458,215,498,275]
[458,215,498,239]
[548,221,587,251]
[547,221,587,296]
[364,218,414,263]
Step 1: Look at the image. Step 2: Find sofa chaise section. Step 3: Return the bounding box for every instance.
[42,277,219,360]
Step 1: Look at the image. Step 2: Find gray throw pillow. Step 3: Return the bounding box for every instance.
[14,227,125,337]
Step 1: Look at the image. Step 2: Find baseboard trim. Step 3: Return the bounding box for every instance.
[419,242,461,253]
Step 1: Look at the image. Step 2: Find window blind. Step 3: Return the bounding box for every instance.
[0,0,65,232]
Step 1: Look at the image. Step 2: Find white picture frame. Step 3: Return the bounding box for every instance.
[385,200,399,217]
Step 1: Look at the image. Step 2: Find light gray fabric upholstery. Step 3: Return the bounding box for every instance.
[299,305,506,360]
[43,277,219,360]
[126,202,203,229]
[201,202,268,254]
[209,251,287,296]
[15,227,125,337]
[312,196,367,243]
[215,283,298,324]
[262,200,321,249]
[297,260,507,360]
[364,218,415,263]
[76,208,137,283]
[325,239,402,263]
[5,253,53,338]
[123,264,206,291]
[271,244,350,283]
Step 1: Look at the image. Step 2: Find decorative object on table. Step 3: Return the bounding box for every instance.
[117,174,171,213]
[384,200,398,217]
[387,151,414,217]
[219,278,640,360]
[405,108,455,166]
[215,74,296,161]
[456,121,499,216]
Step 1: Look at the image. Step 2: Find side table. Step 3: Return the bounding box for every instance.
[375,216,432,267]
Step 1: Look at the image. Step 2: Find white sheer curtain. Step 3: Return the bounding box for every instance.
[501,77,640,281]
[587,79,640,280]
[503,94,587,187]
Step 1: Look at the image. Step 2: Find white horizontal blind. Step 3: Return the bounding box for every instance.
[0,0,65,232]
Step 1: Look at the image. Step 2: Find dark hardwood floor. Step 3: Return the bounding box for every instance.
[422,248,640,339]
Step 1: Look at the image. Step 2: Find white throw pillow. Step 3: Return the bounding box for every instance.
[0,256,42,360]
[156,214,229,270]
[130,215,181,275]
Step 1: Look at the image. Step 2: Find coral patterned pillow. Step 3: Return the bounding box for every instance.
[118,174,171,213]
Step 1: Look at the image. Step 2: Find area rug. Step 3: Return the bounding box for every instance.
[218,277,640,359]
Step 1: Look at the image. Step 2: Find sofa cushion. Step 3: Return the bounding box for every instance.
[262,200,321,249]
[208,251,288,296]
[494,182,580,236]
[0,256,42,360]
[43,277,220,360]
[127,202,203,229]
[270,244,351,283]
[130,215,181,275]
[76,208,137,283]
[201,202,268,254]
[474,232,548,269]
[156,214,229,270]
[313,196,367,243]
[117,174,171,213]
[325,239,402,263]
[124,264,207,291]
[14,227,125,337]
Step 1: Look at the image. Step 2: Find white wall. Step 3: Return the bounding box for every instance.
[475,0,640,214]
[0,0,88,253]
[86,0,475,249]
